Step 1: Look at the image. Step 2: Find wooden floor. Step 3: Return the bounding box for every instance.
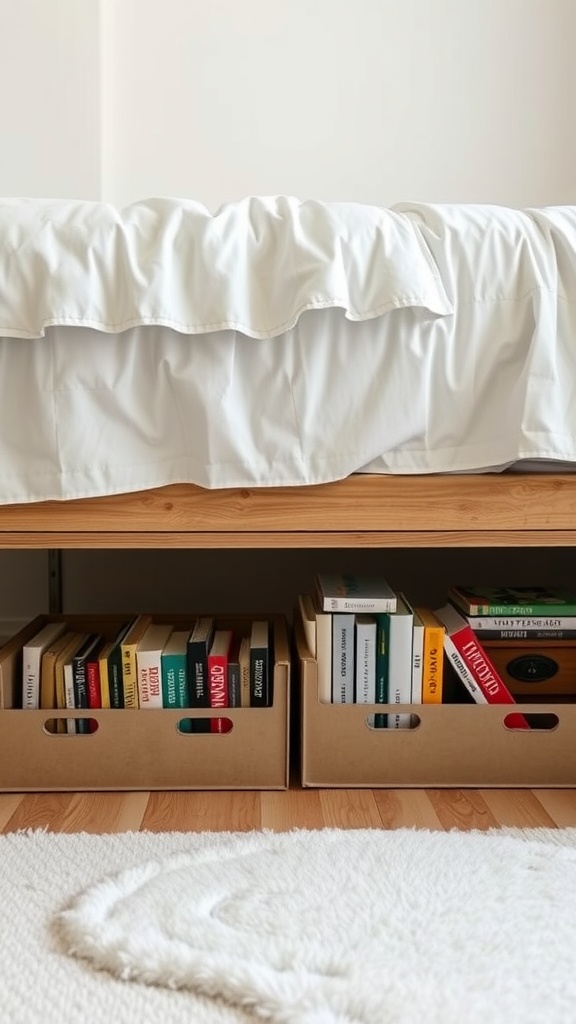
[3,786,576,834]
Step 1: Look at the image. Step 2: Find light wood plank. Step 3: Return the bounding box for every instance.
[1,793,74,834]
[319,789,383,829]
[140,791,261,833]
[0,794,24,831]
[478,789,558,829]
[58,792,149,834]
[426,789,500,831]
[261,787,325,831]
[372,789,444,830]
[531,790,576,828]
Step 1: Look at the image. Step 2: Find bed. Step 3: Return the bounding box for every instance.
[2,195,576,506]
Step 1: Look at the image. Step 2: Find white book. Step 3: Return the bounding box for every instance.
[316,573,397,613]
[63,659,77,734]
[136,623,173,709]
[387,595,414,729]
[313,598,333,705]
[411,606,425,705]
[332,612,355,703]
[22,621,67,709]
[355,615,377,704]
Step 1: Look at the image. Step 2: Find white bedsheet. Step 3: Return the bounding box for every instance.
[0,197,575,502]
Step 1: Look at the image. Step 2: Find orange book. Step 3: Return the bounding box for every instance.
[414,607,445,704]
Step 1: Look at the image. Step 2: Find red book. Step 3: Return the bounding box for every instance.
[434,603,530,729]
[207,629,233,733]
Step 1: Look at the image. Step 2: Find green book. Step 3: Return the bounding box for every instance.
[161,629,192,733]
[373,613,390,729]
[449,584,576,617]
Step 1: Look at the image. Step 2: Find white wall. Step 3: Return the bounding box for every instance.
[0,0,575,623]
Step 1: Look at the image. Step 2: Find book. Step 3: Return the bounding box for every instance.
[121,614,153,709]
[465,611,576,640]
[373,612,391,728]
[298,592,317,658]
[434,602,530,729]
[331,612,355,704]
[72,633,104,734]
[187,616,216,733]
[39,630,75,711]
[100,621,131,709]
[227,634,241,709]
[58,632,89,735]
[239,634,251,708]
[315,573,397,613]
[208,628,233,732]
[411,607,425,706]
[160,628,192,733]
[22,621,68,709]
[355,615,377,705]
[250,619,271,707]
[387,595,414,729]
[414,606,445,704]
[136,622,173,709]
[306,591,332,704]
[448,585,576,617]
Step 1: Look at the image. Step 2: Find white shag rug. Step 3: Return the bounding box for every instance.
[3,827,576,1024]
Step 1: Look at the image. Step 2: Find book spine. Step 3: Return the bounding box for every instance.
[108,649,124,709]
[137,655,163,709]
[387,610,413,730]
[99,657,111,709]
[411,619,424,705]
[331,613,355,703]
[446,627,530,730]
[121,643,140,709]
[467,615,576,630]
[250,646,269,708]
[227,659,241,708]
[422,623,445,703]
[468,628,576,640]
[465,603,576,616]
[320,596,397,613]
[187,642,210,707]
[355,617,377,705]
[373,613,390,728]
[315,608,332,704]
[86,659,101,709]
[73,656,90,734]
[208,650,229,732]
[63,662,77,735]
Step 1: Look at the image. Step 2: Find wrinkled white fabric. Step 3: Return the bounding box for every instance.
[0,197,576,502]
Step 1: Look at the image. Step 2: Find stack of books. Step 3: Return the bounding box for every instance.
[299,574,446,729]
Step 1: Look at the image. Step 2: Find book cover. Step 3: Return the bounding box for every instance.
[434,603,530,729]
[227,634,241,709]
[387,595,414,729]
[373,613,391,728]
[187,616,215,733]
[315,573,397,613]
[136,622,173,709]
[331,612,355,704]
[239,634,251,708]
[250,619,271,707]
[449,585,576,617]
[39,630,75,712]
[355,615,377,705]
[121,614,153,709]
[208,628,233,732]
[22,621,68,709]
[414,606,445,704]
[72,633,103,734]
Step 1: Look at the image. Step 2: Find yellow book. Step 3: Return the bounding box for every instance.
[415,607,445,704]
[121,615,153,708]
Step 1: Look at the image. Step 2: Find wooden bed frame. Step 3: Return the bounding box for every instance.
[0,473,573,549]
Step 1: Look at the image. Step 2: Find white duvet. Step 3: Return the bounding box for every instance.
[0,196,575,502]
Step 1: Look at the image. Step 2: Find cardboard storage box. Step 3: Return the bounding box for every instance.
[0,613,290,792]
[296,612,576,788]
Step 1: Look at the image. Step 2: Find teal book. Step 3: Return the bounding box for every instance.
[161,629,192,733]
[374,613,390,729]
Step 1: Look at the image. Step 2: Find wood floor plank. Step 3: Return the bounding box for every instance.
[140,790,262,832]
[0,794,24,832]
[319,788,382,829]
[478,789,558,829]
[58,792,150,833]
[261,787,325,831]
[1,793,75,834]
[426,789,500,831]
[531,789,576,827]
[372,789,444,829]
